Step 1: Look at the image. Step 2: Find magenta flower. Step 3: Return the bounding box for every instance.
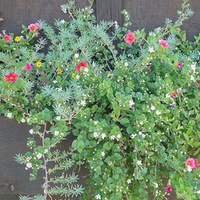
[5,72,18,82]
[3,34,12,42]
[171,90,178,98]
[75,61,87,73]
[28,23,42,32]
[160,39,170,48]
[194,82,199,87]
[166,185,172,193]
[177,62,183,68]
[25,63,33,71]
[124,32,136,45]
[185,158,199,170]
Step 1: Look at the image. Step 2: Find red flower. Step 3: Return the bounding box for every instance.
[75,61,87,73]
[177,62,183,68]
[124,32,136,45]
[194,82,199,87]
[160,39,170,48]
[166,185,172,193]
[4,34,12,42]
[171,90,178,98]
[25,63,33,71]
[185,158,198,170]
[5,72,18,82]
[28,23,42,32]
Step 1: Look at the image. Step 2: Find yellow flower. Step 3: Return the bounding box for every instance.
[71,73,76,78]
[56,68,63,75]
[36,61,42,68]
[14,36,21,42]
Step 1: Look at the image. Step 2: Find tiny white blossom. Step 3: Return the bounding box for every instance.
[129,100,135,107]
[131,134,136,139]
[187,166,192,172]
[117,134,121,140]
[190,76,195,81]
[56,116,61,121]
[151,105,155,110]
[21,118,26,123]
[94,121,98,125]
[125,62,129,67]
[110,135,115,140]
[60,19,65,23]
[127,179,132,184]
[191,63,196,72]
[80,100,86,106]
[84,68,89,73]
[26,163,32,169]
[53,80,57,84]
[114,21,119,29]
[29,129,34,135]
[156,110,161,115]
[54,131,59,136]
[166,93,170,98]
[74,53,79,58]
[95,194,101,199]
[44,149,48,154]
[36,153,42,159]
[94,132,99,138]
[101,152,105,157]
[7,112,12,118]
[137,160,142,165]
[148,47,154,53]
[76,75,80,79]
[101,133,106,139]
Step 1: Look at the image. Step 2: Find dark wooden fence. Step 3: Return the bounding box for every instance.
[0,0,199,199]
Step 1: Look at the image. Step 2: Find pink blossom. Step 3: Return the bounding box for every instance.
[28,23,42,32]
[160,39,170,48]
[177,62,183,68]
[171,90,178,98]
[185,158,198,170]
[25,63,33,71]
[194,82,199,87]
[166,185,172,193]
[124,32,136,45]
[3,34,12,42]
[5,72,18,82]
[75,61,87,73]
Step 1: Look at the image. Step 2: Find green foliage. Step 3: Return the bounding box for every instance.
[0,0,200,199]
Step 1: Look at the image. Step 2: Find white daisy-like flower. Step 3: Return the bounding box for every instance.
[80,100,86,106]
[137,160,142,165]
[76,75,80,79]
[36,153,42,159]
[101,133,106,139]
[26,163,32,169]
[151,105,155,110]
[53,80,57,84]
[94,132,99,138]
[110,135,115,140]
[127,179,132,184]
[101,152,105,157]
[84,68,89,73]
[56,116,61,121]
[74,53,79,58]
[129,100,135,107]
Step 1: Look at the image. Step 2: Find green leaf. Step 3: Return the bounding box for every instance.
[112,102,120,119]
[120,118,130,125]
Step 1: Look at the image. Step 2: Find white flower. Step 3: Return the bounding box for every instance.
[127,179,132,184]
[57,88,62,92]
[137,160,142,165]
[166,93,170,98]
[7,112,12,118]
[114,21,119,29]
[74,53,79,58]
[80,100,86,106]
[148,47,154,53]
[76,75,80,79]
[26,163,32,169]
[44,149,48,154]
[84,68,89,73]
[156,110,161,115]
[60,19,65,23]
[191,63,196,72]
[190,76,195,81]
[95,194,101,199]
[101,133,106,139]
[131,134,136,139]
[36,153,42,159]
[129,100,135,107]
[94,121,98,125]
[117,134,121,140]
[56,116,61,121]
[53,80,57,84]
[110,135,115,140]
[196,190,200,194]
[94,132,99,138]
[54,131,59,136]
[187,166,192,172]
[125,62,129,67]
[151,105,155,110]
[29,129,34,135]
[101,152,105,157]
[21,118,26,123]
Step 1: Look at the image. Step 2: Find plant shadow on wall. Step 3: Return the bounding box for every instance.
[0,0,200,199]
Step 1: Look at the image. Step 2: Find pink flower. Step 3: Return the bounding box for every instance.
[25,63,33,71]
[28,23,42,32]
[177,62,183,68]
[185,158,198,170]
[160,39,170,48]
[4,72,18,82]
[124,32,136,45]
[3,34,12,42]
[166,185,172,193]
[194,82,199,87]
[171,90,178,98]
[75,61,87,73]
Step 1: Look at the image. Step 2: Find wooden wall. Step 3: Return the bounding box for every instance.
[0,0,199,199]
